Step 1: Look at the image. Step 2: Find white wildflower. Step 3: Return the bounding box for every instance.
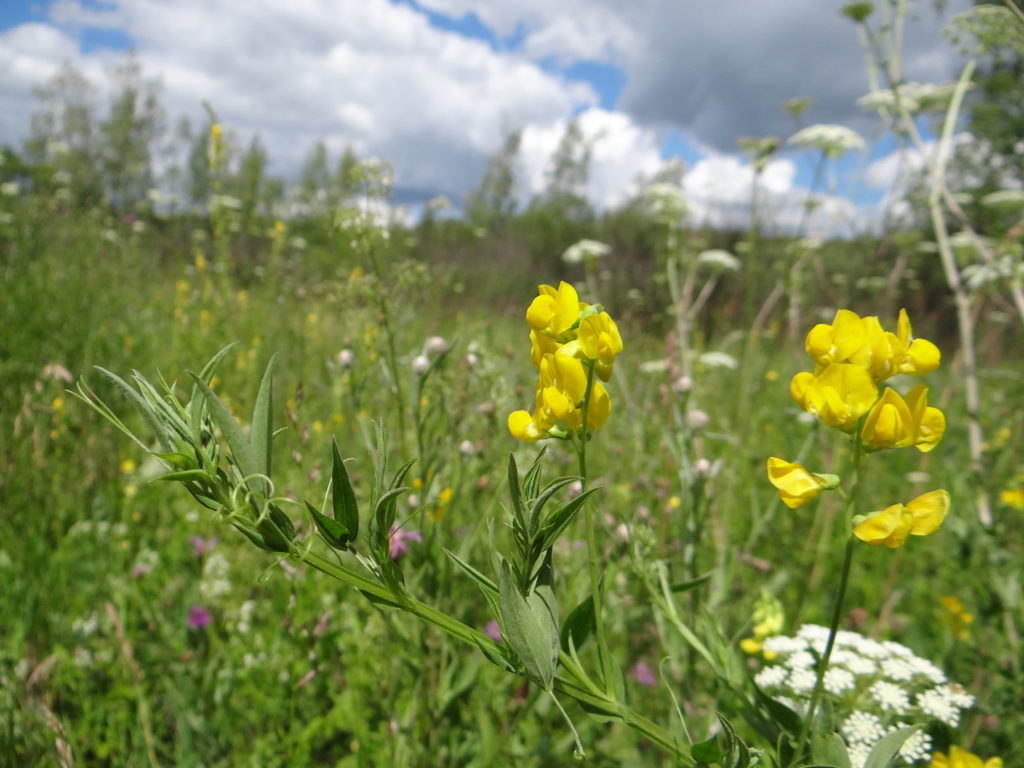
[788,124,865,156]
[785,651,817,670]
[788,667,817,694]
[754,665,788,688]
[697,249,740,272]
[881,656,916,682]
[842,710,885,746]
[824,667,856,694]
[562,239,610,264]
[908,656,946,684]
[870,680,910,713]
[200,552,231,599]
[411,354,430,374]
[898,729,933,763]
[686,409,710,430]
[762,635,807,655]
[699,351,738,370]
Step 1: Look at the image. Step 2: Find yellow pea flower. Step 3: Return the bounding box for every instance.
[766,457,837,508]
[578,311,623,381]
[791,362,878,431]
[861,385,945,452]
[508,410,546,442]
[526,281,580,338]
[853,489,950,547]
[805,309,867,365]
[930,746,1003,768]
[894,308,941,376]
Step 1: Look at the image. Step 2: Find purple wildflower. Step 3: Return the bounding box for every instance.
[388,524,422,560]
[188,604,212,630]
[189,536,217,558]
[629,660,657,686]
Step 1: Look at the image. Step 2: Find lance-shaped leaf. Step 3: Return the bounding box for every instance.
[560,595,595,653]
[330,438,359,544]
[538,488,600,552]
[94,367,170,451]
[188,344,237,441]
[305,500,349,550]
[498,558,558,691]
[507,454,526,531]
[863,727,918,768]
[249,355,277,497]
[188,371,258,488]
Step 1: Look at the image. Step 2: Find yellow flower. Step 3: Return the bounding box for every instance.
[940,595,974,639]
[791,362,878,431]
[806,309,867,365]
[853,489,950,547]
[577,311,623,381]
[526,282,581,339]
[861,385,945,452]
[806,308,940,381]
[930,746,1003,768]
[766,457,835,508]
[1000,488,1024,509]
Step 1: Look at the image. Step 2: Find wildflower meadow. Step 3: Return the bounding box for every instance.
[2,2,1023,767]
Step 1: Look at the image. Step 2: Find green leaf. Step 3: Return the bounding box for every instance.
[156,470,212,484]
[249,355,277,497]
[188,344,237,440]
[669,571,713,593]
[498,560,557,690]
[444,549,498,595]
[94,367,169,450]
[331,438,359,543]
[810,731,852,768]
[863,727,918,768]
[522,445,547,500]
[188,371,258,488]
[151,451,198,470]
[538,489,600,551]
[717,714,750,768]
[527,476,577,533]
[559,595,595,652]
[305,500,349,550]
[692,736,723,763]
[507,454,526,530]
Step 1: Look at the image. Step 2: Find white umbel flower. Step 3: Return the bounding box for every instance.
[787,124,866,157]
[870,680,910,713]
[824,667,856,694]
[754,665,788,689]
[842,710,885,746]
[898,729,933,763]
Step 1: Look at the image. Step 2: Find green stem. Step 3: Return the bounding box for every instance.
[303,548,693,763]
[577,360,612,689]
[792,446,863,765]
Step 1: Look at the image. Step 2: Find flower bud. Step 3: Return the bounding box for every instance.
[412,355,430,374]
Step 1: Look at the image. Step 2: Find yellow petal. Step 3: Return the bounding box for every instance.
[552,281,580,335]
[553,352,587,404]
[587,381,611,431]
[831,309,867,360]
[862,388,914,450]
[906,489,950,536]
[526,295,555,331]
[508,410,543,442]
[903,337,940,375]
[805,323,834,360]
[853,503,914,547]
[790,371,814,409]
[766,457,826,509]
[915,406,945,452]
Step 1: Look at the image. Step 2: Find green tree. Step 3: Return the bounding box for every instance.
[464,129,521,230]
[25,62,102,204]
[99,52,164,209]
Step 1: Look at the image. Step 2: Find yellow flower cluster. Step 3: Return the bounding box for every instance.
[791,308,944,448]
[939,595,974,639]
[508,281,623,443]
[768,309,951,548]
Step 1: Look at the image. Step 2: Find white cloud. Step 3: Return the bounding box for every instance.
[0,0,597,201]
[518,107,666,211]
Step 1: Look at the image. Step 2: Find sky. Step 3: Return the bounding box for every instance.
[0,0,974,232]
